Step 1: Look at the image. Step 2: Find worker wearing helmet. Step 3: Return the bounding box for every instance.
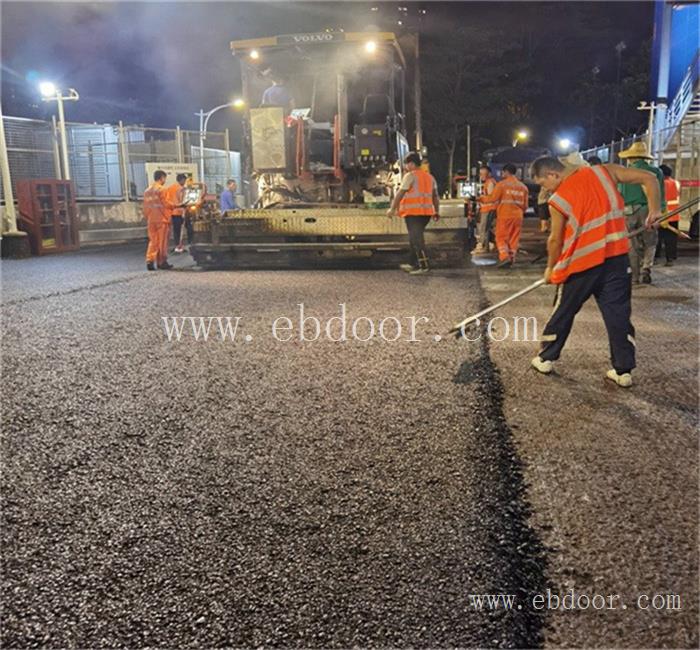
[387,152,440,275]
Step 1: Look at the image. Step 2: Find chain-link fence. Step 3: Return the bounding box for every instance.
[1,116,239,203]
[1,117,59,203]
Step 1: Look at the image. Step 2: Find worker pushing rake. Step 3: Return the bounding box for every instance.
[450,155,699,388]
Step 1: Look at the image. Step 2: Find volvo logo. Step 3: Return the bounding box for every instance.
[292,33,335,43]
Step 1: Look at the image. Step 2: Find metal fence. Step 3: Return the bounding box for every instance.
[1,116,241,203]
[580,120,700,211]
[580,121,699,173]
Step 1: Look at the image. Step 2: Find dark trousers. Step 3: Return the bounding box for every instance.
[539,254,636,374]
[171,215,194,247]
[404,215,431,267]
[655,224,678,261]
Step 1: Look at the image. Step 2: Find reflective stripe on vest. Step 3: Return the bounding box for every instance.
[549,166,629,284]
[495,178,528,219]
[399,170,434,217]
[143,185,168,223]
[480,177,497,212]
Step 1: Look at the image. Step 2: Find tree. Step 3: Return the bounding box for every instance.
[421,27,508,191]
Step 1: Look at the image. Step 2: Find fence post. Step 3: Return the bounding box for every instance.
[176,126,183,163]
[0,109,18,232]
[51,115,62,179]
[88,141,96,196]
[118,121,130,203]
[224,128,232,180]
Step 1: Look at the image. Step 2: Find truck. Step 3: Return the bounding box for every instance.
[190,31,468,268]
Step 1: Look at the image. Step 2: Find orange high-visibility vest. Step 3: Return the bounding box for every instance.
[165,183,184,218]
[548,166,629,284]
[482,175,528,220]
[479,177,497,212]
[399,169,436,217]
[143,184,170,225]
[664,177,681,223]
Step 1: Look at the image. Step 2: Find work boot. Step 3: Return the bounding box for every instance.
[174,245,185,254]
[146,261,156,271]
[606,369,633,388]
[400,263,417,273]
[641,269,652,284]
[410,252,430,275]
[665,260,674,267]
[471,244,486,255]
[159,262,174,270]
[496,259,512,269]
[531,356,553,374]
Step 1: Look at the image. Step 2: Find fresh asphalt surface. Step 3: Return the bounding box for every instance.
[2,245,545,648]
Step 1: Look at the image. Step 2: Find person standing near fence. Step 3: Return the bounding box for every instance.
[167,173,188,254]
[175,175,206,253]
[655,164,681,266]
[143,170,172,271]
[220,179,240,213]
[617,142,666,284]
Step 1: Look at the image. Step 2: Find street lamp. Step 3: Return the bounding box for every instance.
[512,130,529,147]
[195,99,245,183]
[364,40,377,54]
[558,138,571,150]
[39,81,79,180]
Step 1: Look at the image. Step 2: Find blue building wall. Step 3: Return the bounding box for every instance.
[652,1,699,101]
[669,3,699,98]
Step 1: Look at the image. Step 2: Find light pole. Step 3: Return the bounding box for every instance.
[512,130,529,147]
[637,101,657,159]
[611,41,626,142]
[195,99,244,184]
[39,82,79,181]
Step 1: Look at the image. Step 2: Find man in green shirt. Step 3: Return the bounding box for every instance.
[618,141,667,284]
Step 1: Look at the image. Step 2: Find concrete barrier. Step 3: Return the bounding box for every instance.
[79,226,147,245]
[77,201,144,229]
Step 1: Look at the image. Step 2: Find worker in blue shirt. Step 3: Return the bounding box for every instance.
[261,74,294,110]
[220,179,240,213]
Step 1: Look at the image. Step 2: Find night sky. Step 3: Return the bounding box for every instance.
[2,1,654,149]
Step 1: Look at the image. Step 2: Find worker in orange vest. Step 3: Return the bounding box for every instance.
[166,173,188,255]
[472,164,497,255]
[530,156,661,387]
[143,170,172,271]
[655,164,681,266]
[387,152,440,275]
[479,163,528,268]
